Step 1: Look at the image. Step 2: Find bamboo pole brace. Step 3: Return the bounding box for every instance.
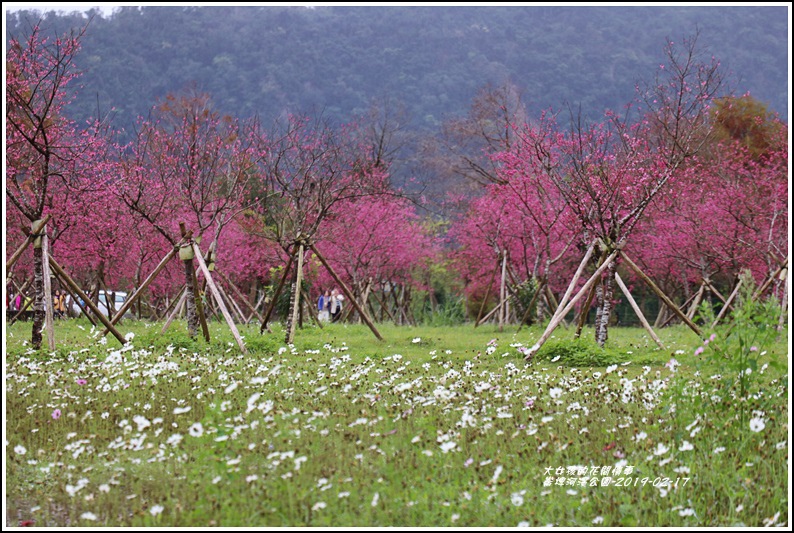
[190,256,211,341]
[620,252,703,338]
[161,288,188,334]
[42,233,56,350]
[9,293,35,326]
[660,289,700,328]
[776,267,788,333]
[8,277,36,326]
[247,292,267,323]
[615,272,664,348]
[218,268,264,323]
[260,250,294,333]
[752,260,788,301]
[52,268,96,325]
[574,280,599,338]
[702,278,727,304]
[301,287,324,329]
[475,256,501,327]
[217,280,247,324]
[192,241,248,354]
[517,278,546,333]
[48,254,127,346]
[309,242,383,341]
[686,282,706,320]
[525,249,619,360]
[286,243,305,344]
[553,240,597,322]
[7,214,52,271]
[371,289,398,324]
[499,250,508,330]
[102,245,180,334]
[476,292,514,327]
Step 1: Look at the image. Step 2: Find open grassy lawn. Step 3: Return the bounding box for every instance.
[4,318,789,527]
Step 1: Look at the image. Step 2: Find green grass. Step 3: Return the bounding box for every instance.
[4,318,789,527]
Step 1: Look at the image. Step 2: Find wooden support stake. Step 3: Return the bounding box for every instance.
[525,249,619,360]
[615,272,664,348]
[499,250,508,331]
[161,288,188,334]
[260,251,294,333]
[686,282,706,321]
[286,243,305,344]
[620,252,703,338]
[192,242,248,354]
[777,268,788,333]
[660,289,700,328]
[555,240,597,321]
[475,257,501,327]
[41,232,56,350]
[7,214,52,271]
[574,281,599,339]
[309,242,383,341]
[372,289,398,324]
[218,269,264,323]
[476,293,513,327]
[102,246,179,334]
[752,260,788,301]
[301,287,323,329]
[517,278,546,333]
[702,278,727,304]
[48,255,127,346]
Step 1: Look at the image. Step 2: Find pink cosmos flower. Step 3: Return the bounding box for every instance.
[52,409,62,420]
[76,379,87,385]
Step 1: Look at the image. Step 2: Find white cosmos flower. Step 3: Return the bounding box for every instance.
[14,445,26,455]
[173,406,191,415]
[517,522,530,528]
[592,516,604,524]
[440,441,456,453]
[412,338,421,344]
[150,505,164,516]
[312,502,326,511]
[679,441,694,451]
[371,492,380,507]
[749,417,765,433]
[188,422,204,437]
[606,364,618,373]
[80,512,98,521]
[654,442,669,456]
[224,382,238,394]
[133,415,151,432]
[549,387,563,399]
[511,493,524,506]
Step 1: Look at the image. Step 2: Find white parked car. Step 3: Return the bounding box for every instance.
[71,290,133,319]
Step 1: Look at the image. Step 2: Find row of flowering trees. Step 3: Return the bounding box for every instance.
[6,22,437,348]
[447,34,788,352]
[7,22,787,352]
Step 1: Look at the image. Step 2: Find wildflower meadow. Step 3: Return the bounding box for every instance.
[4,315,789,527]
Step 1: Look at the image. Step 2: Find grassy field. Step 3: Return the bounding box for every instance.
[4,317,789,527]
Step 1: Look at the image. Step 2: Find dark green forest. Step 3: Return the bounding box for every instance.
[5,5,789,134]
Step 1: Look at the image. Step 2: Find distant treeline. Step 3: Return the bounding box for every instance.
[5,5,789,136]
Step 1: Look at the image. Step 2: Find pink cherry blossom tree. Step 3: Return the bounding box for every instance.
[6,21,110,348]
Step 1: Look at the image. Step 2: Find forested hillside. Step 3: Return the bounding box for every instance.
[5,4,789,136]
